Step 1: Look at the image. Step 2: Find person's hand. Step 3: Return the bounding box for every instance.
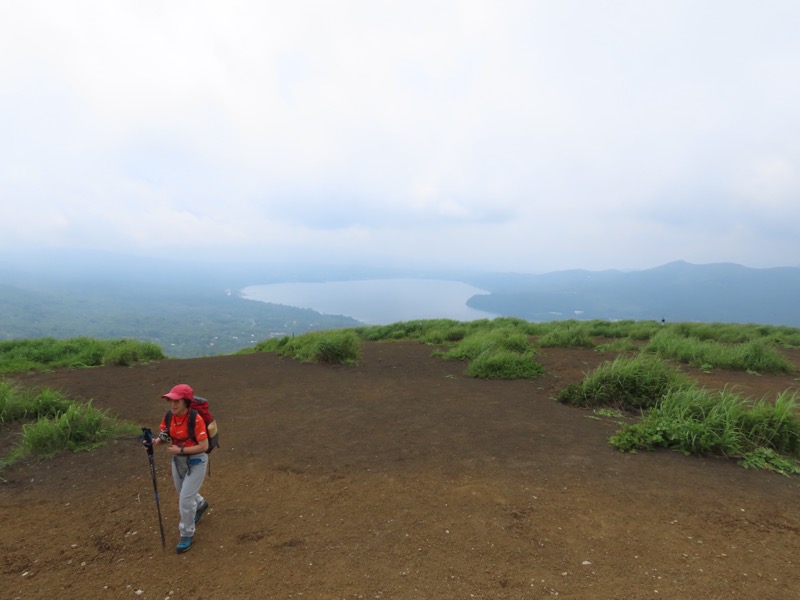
[141,428,153,449]
[166,444,183,456]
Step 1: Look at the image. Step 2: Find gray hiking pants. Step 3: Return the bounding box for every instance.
[171,452,208,538]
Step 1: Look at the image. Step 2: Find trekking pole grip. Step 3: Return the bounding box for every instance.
[141,427,154,454]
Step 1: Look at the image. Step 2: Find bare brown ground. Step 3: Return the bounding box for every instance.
[2,342,800,600]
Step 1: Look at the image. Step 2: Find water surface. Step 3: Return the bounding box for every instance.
[241,278,496,325]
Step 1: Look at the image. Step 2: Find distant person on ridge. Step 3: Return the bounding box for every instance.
[150,383,210,554]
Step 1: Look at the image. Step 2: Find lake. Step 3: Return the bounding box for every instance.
[240,278,497,325]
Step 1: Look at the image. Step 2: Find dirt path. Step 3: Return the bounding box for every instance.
[2,342,800,599]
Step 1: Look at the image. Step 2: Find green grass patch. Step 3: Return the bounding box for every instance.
[0,337,166,374]
[246,330,361,365]
[537,327,595,349]
[595,338,639,353]
[439,328,533,361]
[466,349,544,380]
[244,319,545,379]
[765,326,800,349]
[594,408,627,419]
[559,346,800,474]
[588,320,662,341]
[356,320,436,342]
[531,319,662,343]
[355,317,536,346]
[244,318,798,383]
[437,327,544,380]
[557,354,694,411]
[609,389,800,475]
[101,340,165,366]
[644,331,795,373]
[739,447,800,476]
[0,382,138,473]
[0,381,73,423]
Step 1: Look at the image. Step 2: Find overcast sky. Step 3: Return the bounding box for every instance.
[2,1,798,274]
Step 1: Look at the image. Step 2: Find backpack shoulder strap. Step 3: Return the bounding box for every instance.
[187,408,198,443]
[164,411,172,432]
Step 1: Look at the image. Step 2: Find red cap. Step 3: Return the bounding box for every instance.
[162,384,194,401]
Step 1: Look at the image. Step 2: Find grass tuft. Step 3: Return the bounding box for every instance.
[0,382,138,473]
[557,354,693,412]
[608,388,800,474]
[466,350,544,380]
[537,327,595,349]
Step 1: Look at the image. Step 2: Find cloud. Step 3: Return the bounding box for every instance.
[1,1,799,272]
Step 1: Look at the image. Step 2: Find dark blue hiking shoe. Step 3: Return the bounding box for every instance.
[176,536,192,554]
[195,500,209,524]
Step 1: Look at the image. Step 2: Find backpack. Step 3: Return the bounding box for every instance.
[165,395,220,453]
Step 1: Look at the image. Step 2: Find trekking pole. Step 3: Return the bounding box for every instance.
[141,428,166,551]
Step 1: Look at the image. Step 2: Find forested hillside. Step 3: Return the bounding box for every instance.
[465,261,800,327]
[0,264,361,358]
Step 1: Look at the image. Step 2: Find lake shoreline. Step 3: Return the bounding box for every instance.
[241,278,497,325]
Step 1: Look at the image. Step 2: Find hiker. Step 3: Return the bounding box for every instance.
[151,383,210,554]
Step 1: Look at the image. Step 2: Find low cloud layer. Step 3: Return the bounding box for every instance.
[2,1,798,273]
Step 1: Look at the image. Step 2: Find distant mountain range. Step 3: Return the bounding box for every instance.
[463,261,800,327]
[2,253,799,357]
